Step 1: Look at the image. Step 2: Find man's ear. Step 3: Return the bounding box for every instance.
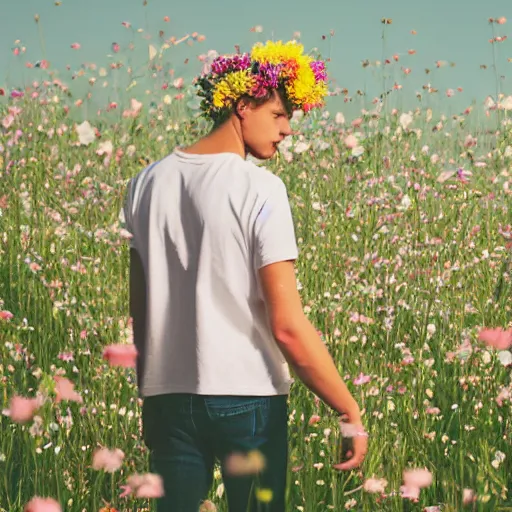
[235,98,249,120]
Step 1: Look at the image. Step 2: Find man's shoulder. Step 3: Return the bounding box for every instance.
[127,153,176,190]
[238,158,286,195]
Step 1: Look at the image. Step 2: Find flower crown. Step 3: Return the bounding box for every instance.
[195,40,329,121]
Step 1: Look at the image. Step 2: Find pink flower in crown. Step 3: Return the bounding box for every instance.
[210,54,251,75]
[310,61,327,82]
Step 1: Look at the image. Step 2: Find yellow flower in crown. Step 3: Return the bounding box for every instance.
[212,69,256,109]
[196,40,329,122]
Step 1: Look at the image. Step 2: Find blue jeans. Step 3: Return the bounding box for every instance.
[142,393,289,512]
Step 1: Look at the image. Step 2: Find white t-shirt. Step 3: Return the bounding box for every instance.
[120,149,299,397]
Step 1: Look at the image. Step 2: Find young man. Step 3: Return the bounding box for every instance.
[122,41,367,511]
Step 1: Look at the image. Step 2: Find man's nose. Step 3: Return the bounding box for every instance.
[281,119,292,137]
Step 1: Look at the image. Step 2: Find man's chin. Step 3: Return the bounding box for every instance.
[248,148,277,161]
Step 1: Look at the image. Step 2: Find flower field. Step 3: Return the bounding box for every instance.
[1,12,512,512]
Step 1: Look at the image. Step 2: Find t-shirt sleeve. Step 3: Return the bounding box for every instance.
[254,178,299,269]
[119,179,137,249]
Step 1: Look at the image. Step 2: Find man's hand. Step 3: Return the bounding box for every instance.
[332,419,368,471]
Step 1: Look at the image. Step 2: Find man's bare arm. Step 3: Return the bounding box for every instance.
[259,260,367,470]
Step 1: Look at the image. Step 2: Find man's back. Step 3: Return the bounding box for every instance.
[123,149,299,397]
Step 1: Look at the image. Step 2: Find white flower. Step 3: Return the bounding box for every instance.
[294,141,310,154]
[498,350,512,367]
[313,139,330,151]
[351,145,364,157]
[75,121,95,145]
[491,450,506,468]
[399,195,412,210]
[292,110,304,122]
[96,140,113,157]
[500,96,512,110]
[399,112,413,130]
[484,96,495,109]
[481,351,492,364]
[335,112,345,124]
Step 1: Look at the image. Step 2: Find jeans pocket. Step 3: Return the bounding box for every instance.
[204,396,268,418]
[205,396,270,441]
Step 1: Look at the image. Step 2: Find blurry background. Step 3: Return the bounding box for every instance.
[1,0,511,122]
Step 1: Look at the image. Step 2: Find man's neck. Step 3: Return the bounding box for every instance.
[180,118,247,159]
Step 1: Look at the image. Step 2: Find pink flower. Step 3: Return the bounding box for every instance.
[7,395,43,423]
[478,328,512,350]
[400,485,420,501]
[351,117,363,128]
[308,414,321,426]
[3,114,15,130]
[0,310,14,321]
[224,450,266,476]
[173,77,184,89]
[349,312,374,324]
[54,376,83,403]
[112,42,120,53]
[353,373,371,386]
[464,134,477,148]
[463,488,476,505]
[363,477,388,493]
[496,16,507,24]
[199,500,217,512]
[403,468,433,488]
[339,421,368,438]
[122,98,143,118]
[123,473,164,499]
[344,134,358,149]
[163,16,170,22]
[70,43,81,50]
[24,496,62,512]
[103,344,138,368]
[92,447,125,472]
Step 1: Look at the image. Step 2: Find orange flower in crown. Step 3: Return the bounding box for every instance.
[195,40,329,122]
